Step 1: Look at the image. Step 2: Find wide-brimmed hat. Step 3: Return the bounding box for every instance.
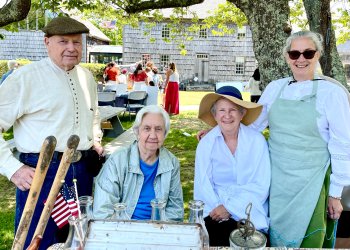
[42,16,89,37]
[198,86,262,126]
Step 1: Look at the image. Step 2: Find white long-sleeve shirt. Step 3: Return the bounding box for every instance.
[0,58,102,180]
[251,76,350,197]
[194,124,271,231]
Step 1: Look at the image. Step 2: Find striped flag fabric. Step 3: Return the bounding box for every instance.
[48,183,79,229]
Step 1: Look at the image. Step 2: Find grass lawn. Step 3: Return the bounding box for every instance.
[161,90,251,106]
[0,91,211,249]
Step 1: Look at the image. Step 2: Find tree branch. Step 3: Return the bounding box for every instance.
[0,0,31,27]
[124,0,204,14]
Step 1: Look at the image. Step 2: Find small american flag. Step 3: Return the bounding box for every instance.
[48,183,79,229]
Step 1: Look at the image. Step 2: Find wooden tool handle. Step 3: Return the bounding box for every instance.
[12,136,57,250]
[31,135,80,245]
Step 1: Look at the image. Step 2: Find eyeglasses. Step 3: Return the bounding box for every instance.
[287,50,317,60]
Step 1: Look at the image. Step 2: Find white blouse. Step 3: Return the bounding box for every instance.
[250,76,350,197]
[195,125,270,231]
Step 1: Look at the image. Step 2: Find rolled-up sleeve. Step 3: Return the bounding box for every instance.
[326,88,350,197]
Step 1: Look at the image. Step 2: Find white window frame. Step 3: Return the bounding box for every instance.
[160,54,170,72]
[162,24,170,38]
[199,25,208,39]
[237,26,246,40]
[235,56,245,75]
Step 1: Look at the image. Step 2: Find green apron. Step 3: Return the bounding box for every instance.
[268,80,332,247]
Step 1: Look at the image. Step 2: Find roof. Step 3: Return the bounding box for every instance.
[90,45,123,53]
[337,40,350,54]
[160,0,226,19]
[75,18,111,42]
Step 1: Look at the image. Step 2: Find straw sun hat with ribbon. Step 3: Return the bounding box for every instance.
[198,86,263,127]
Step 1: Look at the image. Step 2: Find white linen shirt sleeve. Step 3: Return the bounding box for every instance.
[323,84,350,197]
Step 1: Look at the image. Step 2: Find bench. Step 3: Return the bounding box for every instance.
[98,106,126,138]
[104,128,136,157]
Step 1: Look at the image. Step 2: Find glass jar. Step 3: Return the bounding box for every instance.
[110,203,130,220]
[78,196,93,221]
[188,200,210,249]
[150,198,167,221]
[63,215,88,250]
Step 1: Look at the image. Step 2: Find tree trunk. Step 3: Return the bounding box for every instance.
[229,0,291,89]
[303,0,348,89]
[0,0,31,27]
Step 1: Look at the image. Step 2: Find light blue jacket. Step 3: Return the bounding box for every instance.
[93,141,184,221]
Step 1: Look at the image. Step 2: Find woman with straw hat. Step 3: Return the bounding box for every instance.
[194,86,271,246]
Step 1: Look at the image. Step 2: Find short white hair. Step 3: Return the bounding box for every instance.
[7,60,18,70]
[132,105,171,138]
[283,31,324,56]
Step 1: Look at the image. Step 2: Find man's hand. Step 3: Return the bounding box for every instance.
[209,205,231,222]
[10,165,35,191]
[197,129,210,141]
[92,141,104,156]
[327,196,343,220]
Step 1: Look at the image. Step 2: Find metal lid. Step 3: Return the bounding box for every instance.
[229,229,267,248]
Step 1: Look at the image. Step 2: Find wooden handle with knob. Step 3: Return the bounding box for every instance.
[12,136,57,250]
[28,135,80,250]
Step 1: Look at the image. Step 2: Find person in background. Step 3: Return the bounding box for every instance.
[93,105,184,221]
[195,86,270,246]
[244,68,261,103]
[0,60,18,84]
[146,61,155,75]
[129,63,149,90]
[164,62,180,115]
[251,30,350,248]
[0,16,104,249]
[118,68,128,85]
[104,61,119,84]
[151,67,163,88]
[145,66,153,85]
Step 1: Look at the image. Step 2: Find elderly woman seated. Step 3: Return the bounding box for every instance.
[93,105,184,221]
[194,86,271,246]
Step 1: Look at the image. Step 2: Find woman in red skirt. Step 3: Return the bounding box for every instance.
[164,62,180,115]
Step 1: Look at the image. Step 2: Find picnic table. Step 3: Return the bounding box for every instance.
[98,106,126,138]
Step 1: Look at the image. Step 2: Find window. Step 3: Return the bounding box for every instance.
[162,25,170,38]
[199,25,208,39]
[196,54,208,59]
[160,55,170,71]
[237,26,246,40]
[141,54,151,67]
[235,57,245,75]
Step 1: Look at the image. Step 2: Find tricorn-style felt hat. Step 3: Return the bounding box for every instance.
[198,86,263,126]
[42,16,89,36]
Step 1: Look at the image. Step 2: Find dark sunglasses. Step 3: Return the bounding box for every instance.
[287,50,317,60]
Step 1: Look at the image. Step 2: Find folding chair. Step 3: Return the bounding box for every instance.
[98,92,116,106]
[124,91,147,120]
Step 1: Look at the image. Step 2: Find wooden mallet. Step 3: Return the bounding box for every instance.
[27,135,80,249]
[12,136,57,250]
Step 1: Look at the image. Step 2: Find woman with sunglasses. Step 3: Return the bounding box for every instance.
[251,31,350,248]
